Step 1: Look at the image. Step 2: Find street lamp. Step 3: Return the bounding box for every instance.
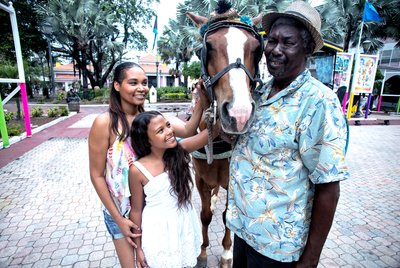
[42,21,55,96]
[155,56,159,88]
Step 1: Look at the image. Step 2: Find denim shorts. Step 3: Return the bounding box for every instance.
[103,210,124,240]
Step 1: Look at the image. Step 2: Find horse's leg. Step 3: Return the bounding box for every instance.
[210,186,220,213]
[195,174,213,267]
[220,197,233,268]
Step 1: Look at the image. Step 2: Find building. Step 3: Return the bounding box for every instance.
[138,54,176,88]
[53,55,177,91]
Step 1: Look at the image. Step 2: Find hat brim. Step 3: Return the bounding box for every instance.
[262,12,324,54]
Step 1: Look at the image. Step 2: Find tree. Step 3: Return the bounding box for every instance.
[158,18,194,87]
[36,0,156,91]
[182,61,201,80]
[375,0,400,47]
[0,0,48,62]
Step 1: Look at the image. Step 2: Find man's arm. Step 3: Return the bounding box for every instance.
[295,181,340,267]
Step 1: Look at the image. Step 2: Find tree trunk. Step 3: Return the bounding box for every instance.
[81,49,89,98]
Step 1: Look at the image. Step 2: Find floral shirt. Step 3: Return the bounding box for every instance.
[105,136,137,217]
[226,70,349,262]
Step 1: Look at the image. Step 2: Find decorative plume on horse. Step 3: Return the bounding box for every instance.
[187,1,263,267]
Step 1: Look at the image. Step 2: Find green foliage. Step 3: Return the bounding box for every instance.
[35,0,155,88]
[36,97,46,104]
[47,107,60,117]
[4,112,15,122]
[57,91,67,101]
[182,61,201,79]
[157,86,187,95]
[0,62,18,79]
[6,124,22,137]
[58,106,69,116]
[94,87,110,98]
[161,93,187,100]
[31,107,44,117]
[0,0,47,61]
[156,86,188,101]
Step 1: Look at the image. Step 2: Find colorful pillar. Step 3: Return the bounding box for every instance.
[0,95,10,148]
[20,83,32,136]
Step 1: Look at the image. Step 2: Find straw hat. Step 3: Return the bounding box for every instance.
[262,1,324,53]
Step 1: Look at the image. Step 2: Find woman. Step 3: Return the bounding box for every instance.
[88,62,203,267]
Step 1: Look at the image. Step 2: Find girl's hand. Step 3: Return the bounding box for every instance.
[116,217,141,248]
[135,248,149,268]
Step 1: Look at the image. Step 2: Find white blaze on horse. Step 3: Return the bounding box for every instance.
[187,2,263,267]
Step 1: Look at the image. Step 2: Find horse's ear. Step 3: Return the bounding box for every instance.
[186,12,209,27]
[252,13,263,26]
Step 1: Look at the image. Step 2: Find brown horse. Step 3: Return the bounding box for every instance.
[187,5,263,267]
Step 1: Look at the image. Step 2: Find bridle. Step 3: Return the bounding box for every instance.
[199,20,264,109]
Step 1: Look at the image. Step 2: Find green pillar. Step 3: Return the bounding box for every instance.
[0,95,10,148]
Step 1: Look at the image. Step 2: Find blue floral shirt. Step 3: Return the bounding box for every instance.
[226,70,349,262]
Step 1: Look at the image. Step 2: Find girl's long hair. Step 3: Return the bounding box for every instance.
[131,111,193,208]
[109,62,145,141]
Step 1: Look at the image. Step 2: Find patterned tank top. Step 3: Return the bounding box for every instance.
[104,135,137,217]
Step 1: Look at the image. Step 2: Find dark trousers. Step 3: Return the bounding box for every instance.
[233,234,295,268]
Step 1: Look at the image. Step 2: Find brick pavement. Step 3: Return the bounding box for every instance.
[0,107,399,267]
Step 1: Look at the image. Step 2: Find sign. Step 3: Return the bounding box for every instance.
[353,54,379,94]
[333,52,354,93]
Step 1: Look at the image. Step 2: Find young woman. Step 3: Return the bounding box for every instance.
[129,111,219,268]
[88,62,203,267]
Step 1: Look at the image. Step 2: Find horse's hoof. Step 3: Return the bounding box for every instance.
[220,257,232,268]
[196,256,208,268]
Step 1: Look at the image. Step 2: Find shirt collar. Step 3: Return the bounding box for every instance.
[256,69,311,105]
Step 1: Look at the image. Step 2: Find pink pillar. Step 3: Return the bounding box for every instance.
[342,92,349,113]
[377,95,383,112]
[20,83,32,137]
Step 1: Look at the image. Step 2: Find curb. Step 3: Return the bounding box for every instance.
[0,112,77,149]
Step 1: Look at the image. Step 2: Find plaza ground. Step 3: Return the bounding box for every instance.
[0,105,399,267]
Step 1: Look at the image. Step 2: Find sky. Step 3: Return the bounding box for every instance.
[142,0,184,55]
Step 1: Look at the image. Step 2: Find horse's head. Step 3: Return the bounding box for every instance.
[187,7,263,134]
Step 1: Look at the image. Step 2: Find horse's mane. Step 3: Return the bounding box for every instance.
[215,0,232,14]
[209,0,239,23]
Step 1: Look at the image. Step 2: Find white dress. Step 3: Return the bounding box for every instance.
[133,161,202,268]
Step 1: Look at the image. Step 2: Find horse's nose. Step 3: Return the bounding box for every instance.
[222,101,254,133]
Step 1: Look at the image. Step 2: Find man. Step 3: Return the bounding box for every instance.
[226,1,349,267]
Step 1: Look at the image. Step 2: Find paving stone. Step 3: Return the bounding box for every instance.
[61,254,79,266]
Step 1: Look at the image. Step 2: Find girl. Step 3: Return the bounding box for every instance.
[129,111,218,268]
[89,62,203,267]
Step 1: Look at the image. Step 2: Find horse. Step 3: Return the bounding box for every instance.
[187,4,264,267]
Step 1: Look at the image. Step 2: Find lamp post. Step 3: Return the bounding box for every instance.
[42,21,55,96]
[155,57,159,88]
